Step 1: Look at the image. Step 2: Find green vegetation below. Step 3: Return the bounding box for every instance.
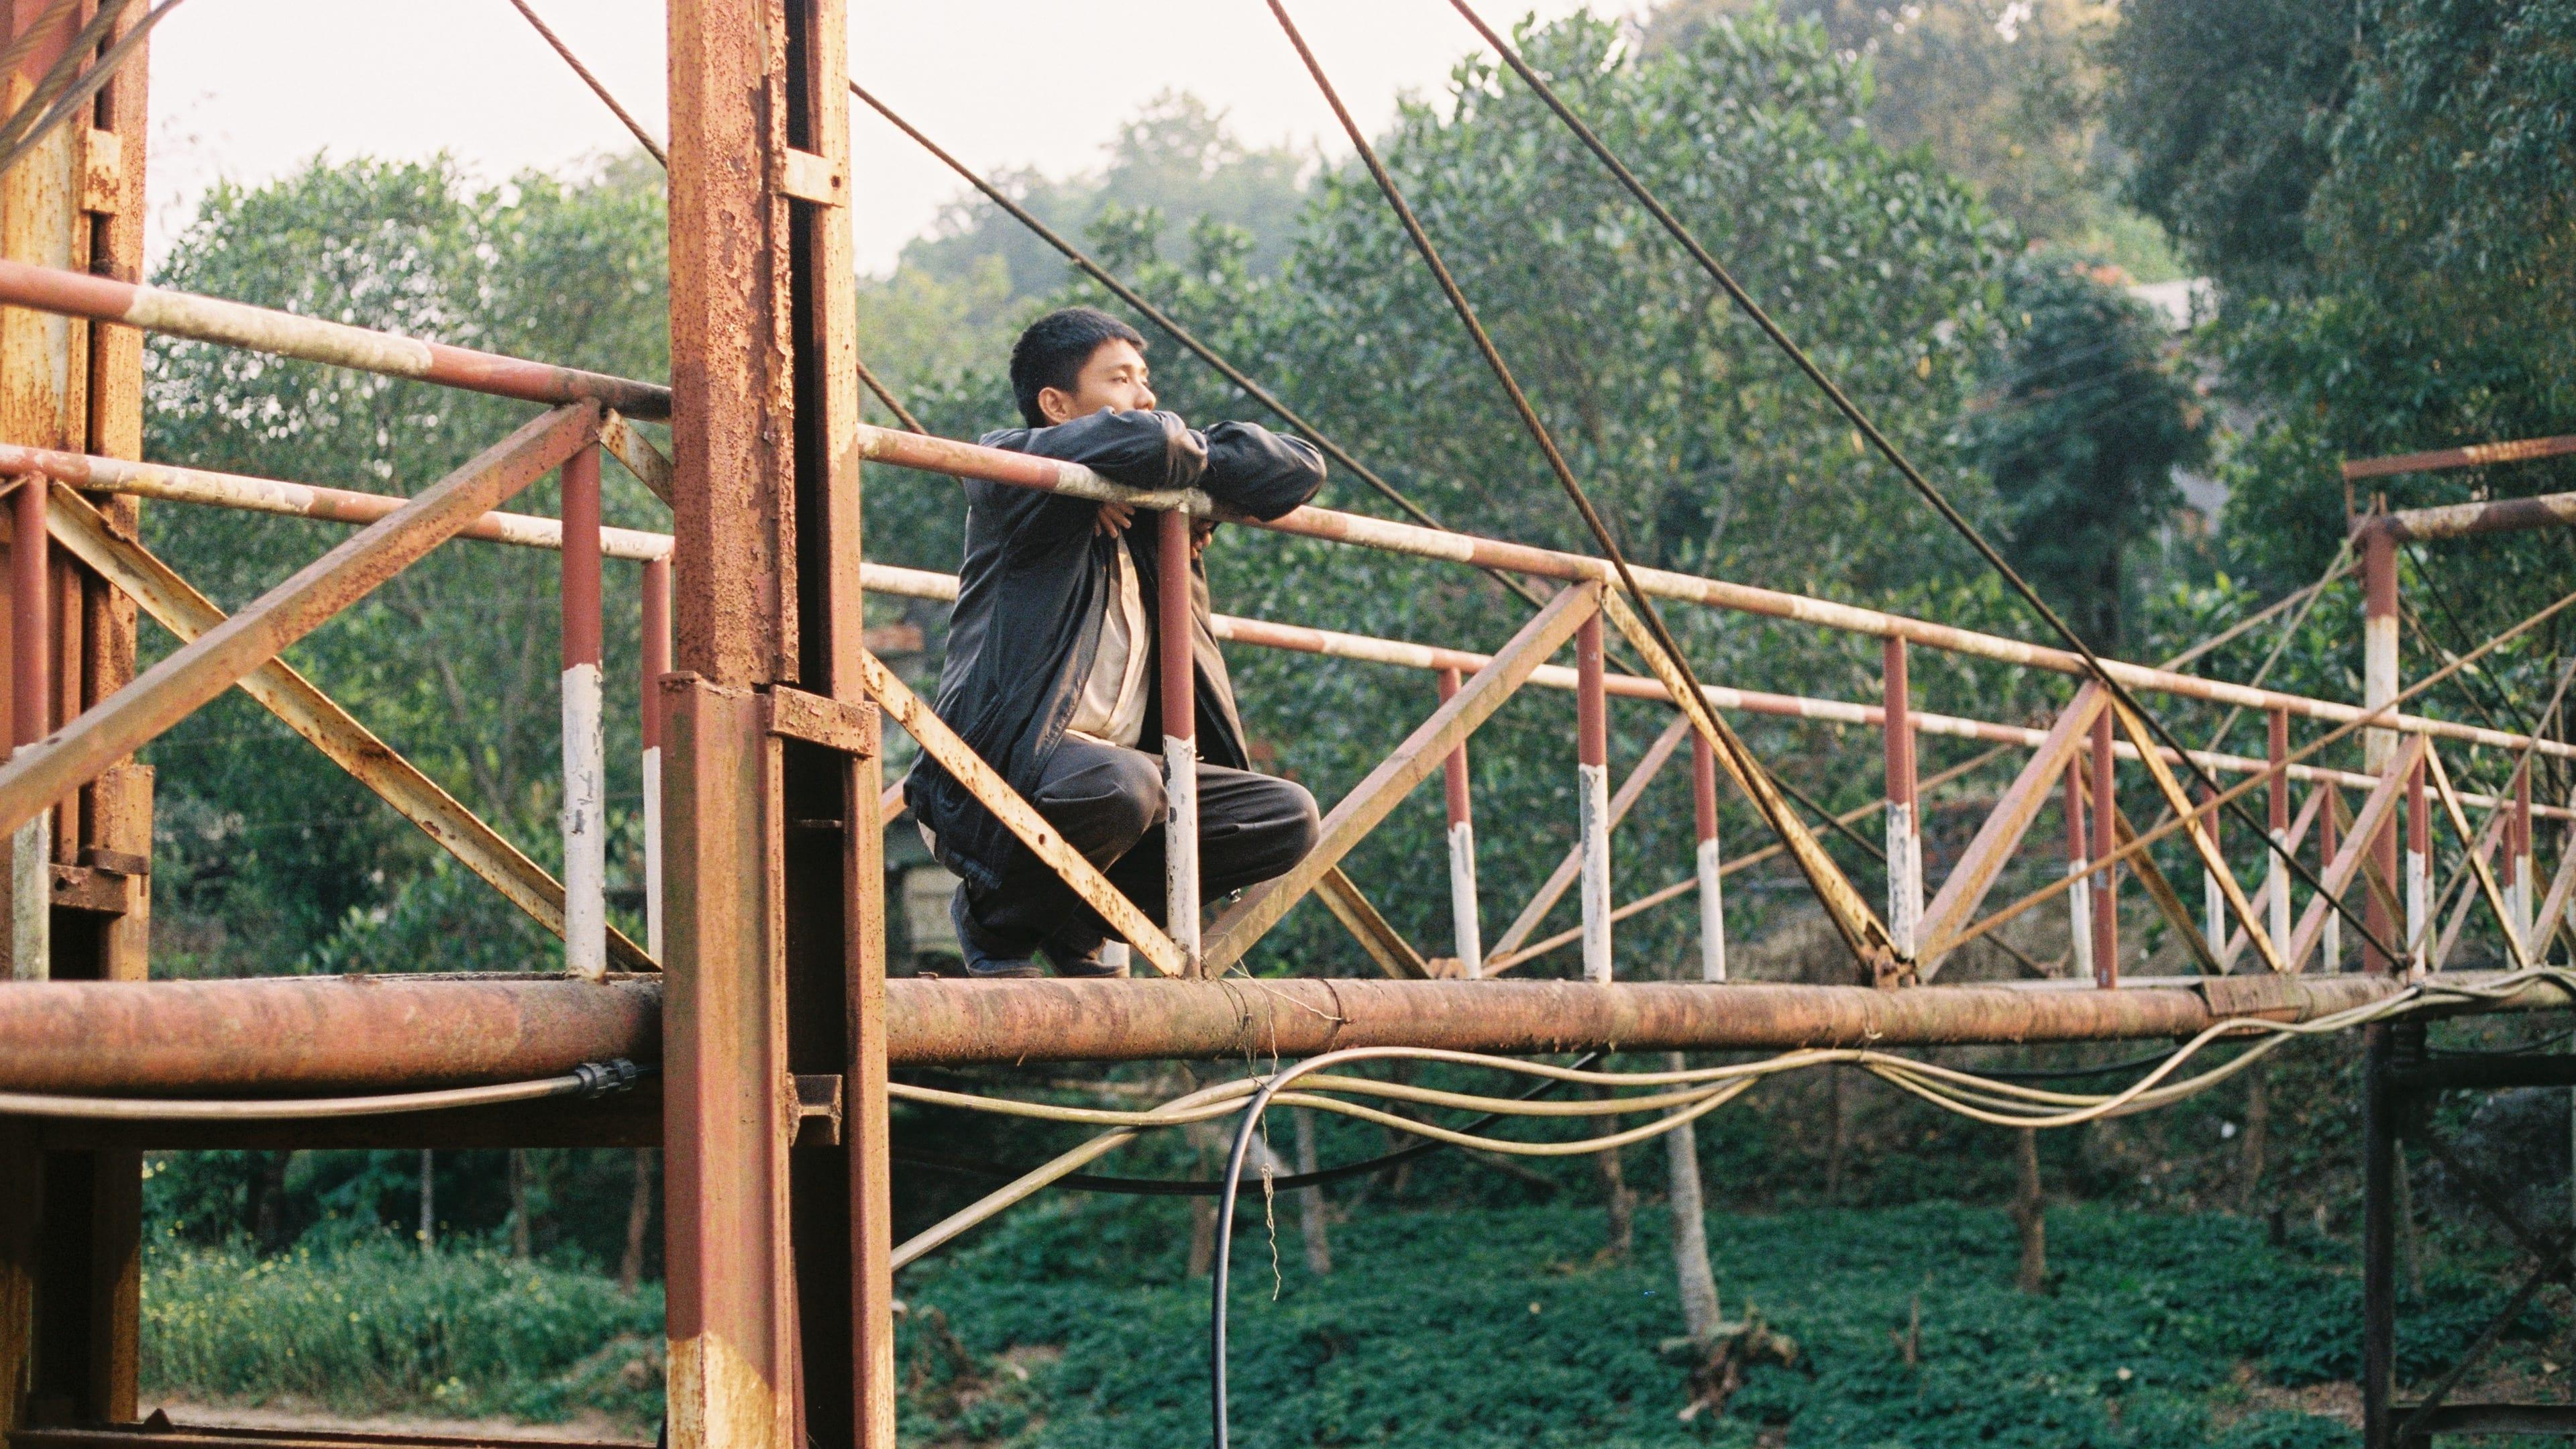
[142,1238,664,1428]
[893,1199,2540,1448]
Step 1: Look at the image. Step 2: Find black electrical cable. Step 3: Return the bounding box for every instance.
[2428,1027,2576,1058]
[896,1050,1605,1197]
[1262,0,1892,976]
[1438,0,2406,971]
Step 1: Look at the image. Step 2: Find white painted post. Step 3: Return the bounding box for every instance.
[1436,668,1482,977]
[559,444,606,981]
[641,555,670,961]
[1692,729,1726,982]
[2065,761,2093,981]
[1576,610,1611,983]
[2267,710,2292,961]
[1884,638,1921,959]
[10,474,45,979]
[1156,509,1201,971]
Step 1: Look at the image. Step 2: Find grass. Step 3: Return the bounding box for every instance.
[892,1198,2548,1448]
[142,1236,663,1429]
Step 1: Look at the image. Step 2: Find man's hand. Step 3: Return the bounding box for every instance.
[1190,519,1218,559]
[1093,500,1136,537]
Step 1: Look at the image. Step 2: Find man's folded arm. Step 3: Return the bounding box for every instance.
[1197,421,1326,521]
[970,409,1210,549]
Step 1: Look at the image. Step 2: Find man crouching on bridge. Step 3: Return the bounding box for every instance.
[905,307,1325,978]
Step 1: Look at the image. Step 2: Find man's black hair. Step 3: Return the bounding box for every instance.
[1010,307,1147,427]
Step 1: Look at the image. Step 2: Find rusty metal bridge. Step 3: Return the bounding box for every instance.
[1,3,2573,1448]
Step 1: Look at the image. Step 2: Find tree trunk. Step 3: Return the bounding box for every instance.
[418,1148,436,1253]
[509,1149,534,1258]
[1596,1085,1633,1261]
[1663,1052,1723,1345]
[619,1149,654,1294]
[1186,1118,1220,1277]
[2012,1128,2045,1293]
[1824,1066,1847,1202]
[1291,1108,1332,1275]
[2237,1061,2269,1214]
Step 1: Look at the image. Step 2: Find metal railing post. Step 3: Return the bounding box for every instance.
[2363,523,2399,971]
[2405,751,2428,973]
[1436,667,1481,976]
[641,554,669,961]
[2320,784,2343,969]
[1156,509,1200,973]
[2201,784,2225,953]
[1692,727,1725,981]
[9,472,44,979]
[2514,759,2536,949]
[2065,760,2092,982]
[2268,708,2292,960]
[2090,708,2117,986]
[1576,608,1611,982]
[559,443,605,981]
[1884,637,1920,958]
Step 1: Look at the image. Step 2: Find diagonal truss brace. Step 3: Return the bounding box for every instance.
[0,402,598,839]
[1485,712,1690,971]
[45,484,655,971]
[1204,580,1603,977]
[1596,586,1898,983]
[2285,733,2424,972]
[855,647,1188,979]
[2423,743,2532,969]
[2110,698,2286,973]
[1918,684,2107,981]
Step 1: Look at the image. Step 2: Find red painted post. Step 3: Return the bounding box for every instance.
[2267,708,2290,961]
[1883,637,1919,959]
[1436,668,1481,975]
[10,474,46,979]
[1691,727,1725,981]
[2065,760,2092,981]
[2363,524,2398,973]
[2405,750,2428,971]
[1156,509,1199,973]
[641,555,671,961]
[2319,784,2343,969]
[2200,782,2224,951]
[559,445,606,982]
[2090,707,2117,987]
[1575,610,1610,983]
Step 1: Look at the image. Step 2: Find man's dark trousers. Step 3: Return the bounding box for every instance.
[964,734,1320,952]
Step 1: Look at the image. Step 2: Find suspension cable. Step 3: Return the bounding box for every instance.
[1438,0,2406,967]
[503,0,666,168]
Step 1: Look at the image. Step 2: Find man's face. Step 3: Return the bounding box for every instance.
[1038,339,1155,424]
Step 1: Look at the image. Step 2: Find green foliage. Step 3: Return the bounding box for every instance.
[1969,252,2207,651]
[142,1238,663,1427]
[141,154,669,977]
[890,1199,2450,1447]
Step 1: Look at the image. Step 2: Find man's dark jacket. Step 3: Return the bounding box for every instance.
[904,409,1325,894]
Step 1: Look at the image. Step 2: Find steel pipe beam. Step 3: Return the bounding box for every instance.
[857,423,2576,761]
[0,258,670,418]
[0,971,2563,1089]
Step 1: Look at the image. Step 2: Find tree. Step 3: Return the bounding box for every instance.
[1967,254,2207,653]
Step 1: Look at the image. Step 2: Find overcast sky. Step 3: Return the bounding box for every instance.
[144,1,1632,273]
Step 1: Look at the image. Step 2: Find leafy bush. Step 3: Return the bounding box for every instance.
[888,1199,2508,1448]
[142,1237,663,1428]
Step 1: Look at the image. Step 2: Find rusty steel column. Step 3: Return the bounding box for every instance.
[560,444,606,981]
[643,555,671,959]
[2363,524,2399,973]
[1884,637,1919,959]
[665,0,800,1443]
[1156,508,1199,971]
[1574,610,1611,981]
[1436,667,1481,976]
[3,0,151,1432]
[2090,710,2117,985]
[1690,727,1725,981]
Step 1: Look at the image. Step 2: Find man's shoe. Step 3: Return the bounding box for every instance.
[1046,928,1131,979]
[951,889,1042,979]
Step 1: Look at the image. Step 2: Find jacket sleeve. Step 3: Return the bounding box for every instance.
[1197,421,1327,521]
[972,410,1211,553]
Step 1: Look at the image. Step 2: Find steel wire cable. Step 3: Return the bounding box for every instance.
[0,0,180,182]
[503,0,666,168]
[1438,0,2410,968]
[1260,0,1888,970]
